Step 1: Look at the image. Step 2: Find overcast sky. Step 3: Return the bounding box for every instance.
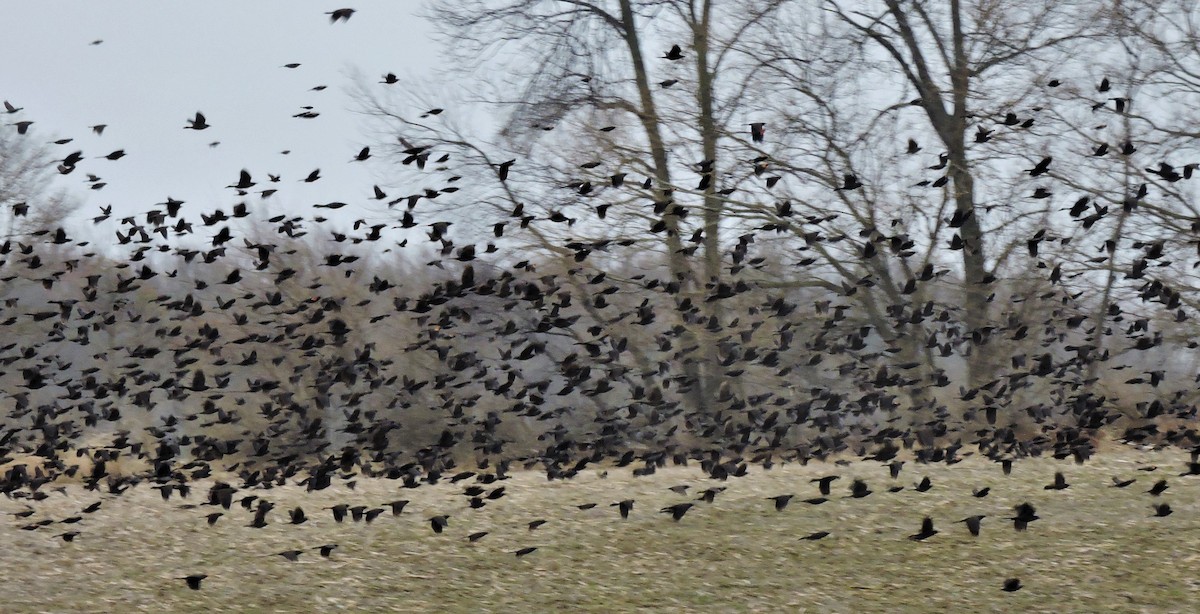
[1,2,444,236]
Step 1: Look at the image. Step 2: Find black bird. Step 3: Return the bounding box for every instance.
[184,112,209,130]
[315,544,338,557]
[1044,472,1069,490]
[1147,480,1168,496]
[467,531,488,542]
[327,8,356,23]
[802,497,828,505]
[276,550,302,562]
[750,122,765,143]
[767,494,794,511]
[328,504,348,523]
[385,500,409,515]
[228,169,255,190]
[836,173,862,190]
[959,515,985,537]
[515,547,538,557]
[848,478,871,498]
[972,487,990,498]
[914,477,932,492]
[801,531,830,541]
[909,517,938,541]
[812,475,840,495]
[1025,155,1051,176]
[1011,503,1039,531]
[1153,503,1173,517]
[1002,578,1023,592]
[1111,477,1136,488]
[612,499,634,518]
[430,515,450,533]
[288,507,307,524]
[181,575,207,590]
[498,159,516,181]
[663,44,683,60]
[660,503,694,522]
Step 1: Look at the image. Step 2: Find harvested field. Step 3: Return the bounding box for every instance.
[3,447,1198,613]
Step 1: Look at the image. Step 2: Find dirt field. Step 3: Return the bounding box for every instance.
[2,446,1198,613]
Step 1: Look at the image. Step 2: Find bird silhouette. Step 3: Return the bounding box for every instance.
[959,515,985,537]
[660,503,694,522]
[184,112,209,130]
[181,575,207,590]
[327,8,356,23]
[909,517,938,541]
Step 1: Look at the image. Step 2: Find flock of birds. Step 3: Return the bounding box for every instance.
[2,6,1200,603]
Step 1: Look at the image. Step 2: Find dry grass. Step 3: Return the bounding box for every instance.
[2,447,1199,613]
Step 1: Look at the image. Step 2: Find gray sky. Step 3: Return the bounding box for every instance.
[1,2,443,235]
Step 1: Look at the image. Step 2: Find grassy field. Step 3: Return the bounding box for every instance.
[2,446,1199,613]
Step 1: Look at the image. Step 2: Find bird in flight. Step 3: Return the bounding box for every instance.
[184,112,210,130]
[327,8,356,23]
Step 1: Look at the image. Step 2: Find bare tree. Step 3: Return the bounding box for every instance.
[0,119,78,239]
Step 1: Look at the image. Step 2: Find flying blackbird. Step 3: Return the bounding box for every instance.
[812,475,839,495]
[327,8,356,23]
[1011,503,1039,530]
[1044,472,1069,490]
[660,503,694,522]
[181,575,207,590]
[959,515,985,537]
[612,499,634,519]
[767,494,794,511]
[909,517,938,541]
[848,479,871,498]
[184,112,209,130]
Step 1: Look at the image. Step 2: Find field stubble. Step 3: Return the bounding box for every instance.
[1,447,1198,613]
